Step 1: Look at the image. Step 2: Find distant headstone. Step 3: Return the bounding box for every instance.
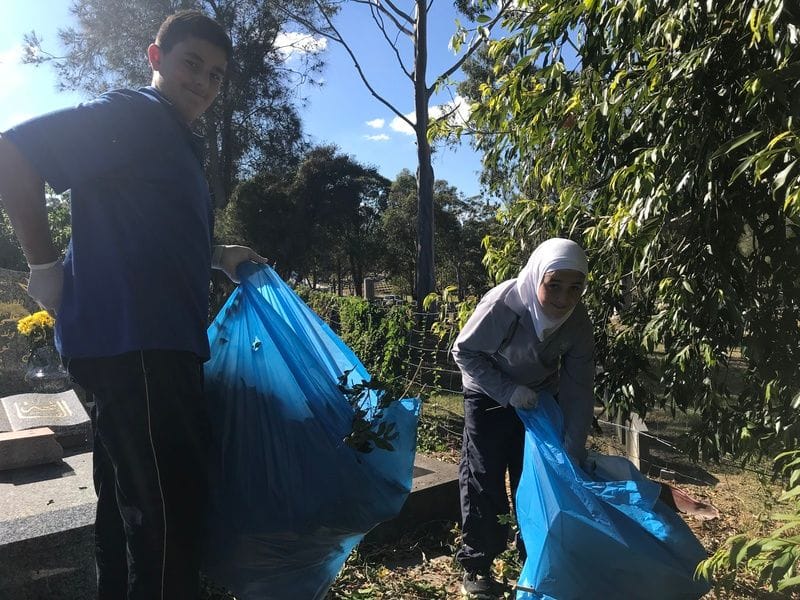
[363,277,375,301]
[1,390,90,449]
[625,413,650,473]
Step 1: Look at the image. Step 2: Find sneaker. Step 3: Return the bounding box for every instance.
[461,570,498,599]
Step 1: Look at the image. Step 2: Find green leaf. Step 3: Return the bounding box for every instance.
[713,130,763,160]
[773,160,797,191]
[777,575,800,591]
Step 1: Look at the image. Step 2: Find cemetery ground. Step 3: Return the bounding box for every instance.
[0,270,794,599]
[326,398,794,600]
[199,394,795,600]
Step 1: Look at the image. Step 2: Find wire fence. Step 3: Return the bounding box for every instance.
[318,303,765,486]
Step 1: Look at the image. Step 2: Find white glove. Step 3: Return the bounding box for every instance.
[212,245,269,284]
[509,385,538,410]
[27,259,64,315]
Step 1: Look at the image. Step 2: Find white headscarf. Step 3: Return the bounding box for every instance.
[515,238,588,341]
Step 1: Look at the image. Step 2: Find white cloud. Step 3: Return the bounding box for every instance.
[389,112,416,136]
[366,118,385,129]
[386,96,472,137]
[364,133,390,141]
[274,32,327,59]
[430,95,472,127]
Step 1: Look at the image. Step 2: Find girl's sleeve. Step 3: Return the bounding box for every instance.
[451,296,519,406]
[559,314,595,462]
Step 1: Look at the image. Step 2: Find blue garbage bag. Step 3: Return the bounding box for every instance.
[203,264,420,600]
[515,393,710,600]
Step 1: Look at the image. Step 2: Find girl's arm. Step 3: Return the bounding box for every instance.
[559,313,595,463]
[451,293,520,406]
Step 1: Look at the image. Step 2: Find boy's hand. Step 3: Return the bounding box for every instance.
[27,260,63,315]
[509,385,538,410]
[212,245,269,284]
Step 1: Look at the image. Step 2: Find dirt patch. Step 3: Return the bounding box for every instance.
[327,419,795,600]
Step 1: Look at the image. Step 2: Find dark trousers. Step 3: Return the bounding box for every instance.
[67,351,210,600]
[456,392,526,573]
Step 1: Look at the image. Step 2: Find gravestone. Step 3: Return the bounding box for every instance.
[0,428,63,471]
[625,413,651,473]
[0,389,90,449]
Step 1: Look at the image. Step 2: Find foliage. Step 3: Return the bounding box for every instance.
[698,449,800,593]
[296,288,415,383]
[23,0,330,204]
[381,170,495,299]
[462,0,800,459]
[338,372,399,453]
[0,209,25,271]
[423,287,479,341]
[221,145,390,289]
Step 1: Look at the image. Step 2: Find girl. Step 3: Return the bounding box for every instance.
[452,237,594,598]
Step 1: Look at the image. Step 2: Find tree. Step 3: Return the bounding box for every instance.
[464,0,800,459]
[278,0,513,301]
[380,170,491,298]
[23,0,330,206]
[222,145,390,290]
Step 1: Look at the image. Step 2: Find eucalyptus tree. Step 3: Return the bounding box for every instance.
[381,170,493,298]
[276,0,512,301]
[23,0,330,206]
[464,0,800,458]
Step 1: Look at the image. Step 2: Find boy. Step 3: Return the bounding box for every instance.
[0,11,266,599]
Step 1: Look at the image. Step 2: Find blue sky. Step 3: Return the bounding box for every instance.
[1,1,489,198]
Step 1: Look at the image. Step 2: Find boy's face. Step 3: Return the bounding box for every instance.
[148,36,227,123]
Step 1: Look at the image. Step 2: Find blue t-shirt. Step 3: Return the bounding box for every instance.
[3,87,214,359]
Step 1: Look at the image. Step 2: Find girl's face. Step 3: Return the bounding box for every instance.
[537,269,586,319]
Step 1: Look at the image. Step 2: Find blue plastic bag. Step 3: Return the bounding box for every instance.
[203,264,420,599]
[515,393,710,600]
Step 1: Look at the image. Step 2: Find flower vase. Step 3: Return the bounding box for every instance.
[24,345,71,393]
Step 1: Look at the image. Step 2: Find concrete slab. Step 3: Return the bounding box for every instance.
[0,451,460,597]
[365,453,460,544]
[0,451,96,600]
[1,390,90,448]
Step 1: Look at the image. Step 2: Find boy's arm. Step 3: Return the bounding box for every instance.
[0,135,63,313]
[0,136,58,264]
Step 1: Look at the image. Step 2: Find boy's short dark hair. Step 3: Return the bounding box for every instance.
[156,10,233,60]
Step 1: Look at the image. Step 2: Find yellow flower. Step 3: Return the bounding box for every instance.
[17,310,55,337]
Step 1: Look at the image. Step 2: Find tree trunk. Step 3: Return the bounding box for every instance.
[413,0,435,304]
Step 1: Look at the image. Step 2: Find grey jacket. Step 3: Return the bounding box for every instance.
[451,279,595,459]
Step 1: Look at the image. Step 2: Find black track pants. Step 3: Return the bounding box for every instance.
[67,350,210,600]
[456,391,526,573]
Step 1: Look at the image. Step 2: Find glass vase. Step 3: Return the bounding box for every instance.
[24,345,71,393]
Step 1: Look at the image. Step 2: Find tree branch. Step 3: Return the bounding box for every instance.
[427,0,512,96]
[351,0,414,34]
[279,0,415,128]
[369,2,414,80]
